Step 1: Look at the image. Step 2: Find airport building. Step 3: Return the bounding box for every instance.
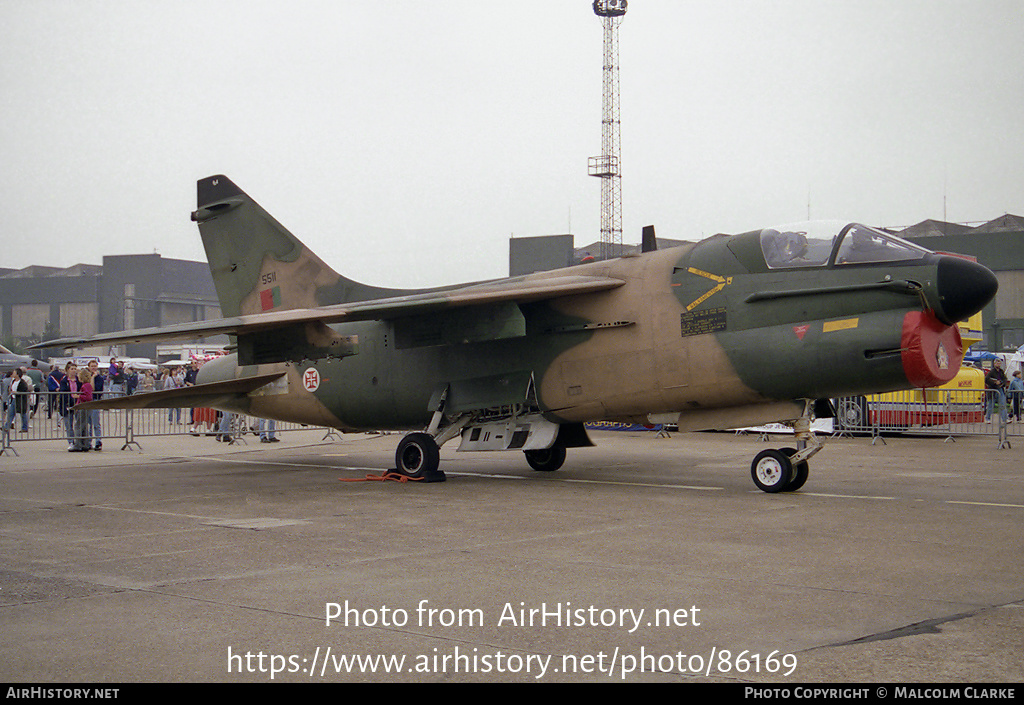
[0,254,221,361]
[894,214,1024,351]
[509,233,692,277]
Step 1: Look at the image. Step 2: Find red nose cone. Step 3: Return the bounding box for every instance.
[901,310,963,388]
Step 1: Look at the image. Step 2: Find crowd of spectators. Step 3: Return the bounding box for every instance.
[2,356,282,450]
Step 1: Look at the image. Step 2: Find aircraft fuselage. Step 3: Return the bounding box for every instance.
[200,223,985,435]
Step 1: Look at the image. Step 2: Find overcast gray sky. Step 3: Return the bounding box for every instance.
[2,0,1022,287]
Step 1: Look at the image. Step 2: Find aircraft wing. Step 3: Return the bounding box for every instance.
[32,274,625,350]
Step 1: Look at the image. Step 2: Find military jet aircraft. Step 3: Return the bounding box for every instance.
[35,176,997,491]
[0,344,33,370]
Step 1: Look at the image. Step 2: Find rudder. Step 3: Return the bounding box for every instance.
[191,175,405,317]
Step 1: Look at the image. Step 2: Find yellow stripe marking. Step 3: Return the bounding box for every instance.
[687,267,725,283]
[823,317,859,333]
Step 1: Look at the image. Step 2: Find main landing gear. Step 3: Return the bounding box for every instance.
[524,445,566,472]
[392,428,570,481]
[390,387,584,481]
[750,402,820,493]
[394,432,445,482]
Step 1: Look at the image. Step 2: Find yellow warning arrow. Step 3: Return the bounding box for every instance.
[686,267,733,311]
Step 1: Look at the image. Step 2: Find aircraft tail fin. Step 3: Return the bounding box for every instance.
[191,176,403,316]
[641,225,657,253]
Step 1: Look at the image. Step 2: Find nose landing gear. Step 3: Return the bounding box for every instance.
[749,401,820,493]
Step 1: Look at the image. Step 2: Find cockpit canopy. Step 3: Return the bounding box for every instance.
[760,222,931,269]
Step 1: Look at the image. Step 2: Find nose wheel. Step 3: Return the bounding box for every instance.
[750,447,812,493]
[750,403,818,493]
[751,449,794,492]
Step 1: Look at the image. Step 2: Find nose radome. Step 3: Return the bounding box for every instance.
[934,256,998,325]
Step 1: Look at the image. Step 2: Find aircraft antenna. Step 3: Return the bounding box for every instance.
[588,0,627,260]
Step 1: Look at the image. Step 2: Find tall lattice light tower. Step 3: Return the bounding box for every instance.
[588,0,627,260]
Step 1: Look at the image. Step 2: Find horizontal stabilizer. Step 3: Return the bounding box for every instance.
[75,373,285,411]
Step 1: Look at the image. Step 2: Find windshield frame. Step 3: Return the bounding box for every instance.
[833,223,932,266]
[759,221,932,270]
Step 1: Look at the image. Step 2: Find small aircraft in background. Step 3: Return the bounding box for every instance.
[0,344,34,370]
[35,176,997,491]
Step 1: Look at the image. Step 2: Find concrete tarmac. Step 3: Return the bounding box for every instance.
[0,428,1021,683]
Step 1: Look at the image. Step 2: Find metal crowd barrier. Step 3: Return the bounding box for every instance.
[4,390,1020,456]
[833,388,1020,448]
[0,390,329,455]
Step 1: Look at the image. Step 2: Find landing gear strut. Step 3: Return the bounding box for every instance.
[749,401,820,493]
[780,447,810,492]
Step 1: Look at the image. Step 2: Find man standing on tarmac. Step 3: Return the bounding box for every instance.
[2,370,12,424]
[86,359,104,450]
[58,362,79,450]
[107,359,125,397]
[25,360,45,418]
[46,364,65,420]
[1008,370,1023,423]
[185,360,199,432]
[7,368,31,432]
[985,358,1009,423]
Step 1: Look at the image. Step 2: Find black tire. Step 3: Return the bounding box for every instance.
[751,449,794,493]
[779,447,809,492]
[524,446,566,472]
[395,433,440,479]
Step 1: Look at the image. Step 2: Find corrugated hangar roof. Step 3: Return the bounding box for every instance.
[972,214,1024,233]
[898,220,974,238]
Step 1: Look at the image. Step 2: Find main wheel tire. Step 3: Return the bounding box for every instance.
[779,447,809,492]
[524,446,566,472]
[395,432,440,479]
[751,449,794,493]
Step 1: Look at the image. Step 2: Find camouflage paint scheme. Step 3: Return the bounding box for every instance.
[37,176,997,488]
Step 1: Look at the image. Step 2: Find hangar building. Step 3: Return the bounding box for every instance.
[0,254,221,361]
[895,214,1024,351]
